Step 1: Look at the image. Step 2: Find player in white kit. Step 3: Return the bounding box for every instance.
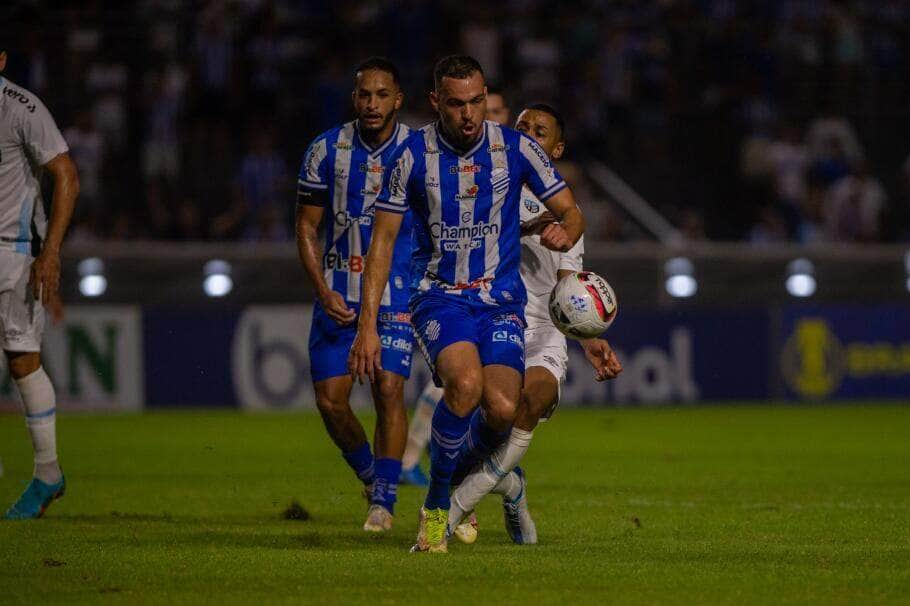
[0,50,80,519]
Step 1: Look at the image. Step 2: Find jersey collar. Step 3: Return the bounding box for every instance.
[355,120,401,158]
[436,121,487,159]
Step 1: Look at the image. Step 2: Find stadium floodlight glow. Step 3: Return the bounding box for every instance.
[203,259,233,298]
[786,258,816,298]
[664,256,697,298]
[79,275,107,297]
[77,257,106,297]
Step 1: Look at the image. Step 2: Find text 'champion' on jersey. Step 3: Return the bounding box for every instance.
[375,120,567,307]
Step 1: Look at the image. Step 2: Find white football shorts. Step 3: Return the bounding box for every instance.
[0,250,44,352]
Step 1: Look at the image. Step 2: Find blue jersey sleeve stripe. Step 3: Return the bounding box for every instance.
[537,180,568,202]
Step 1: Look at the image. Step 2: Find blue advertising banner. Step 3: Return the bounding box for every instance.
[780,305,910,400]
[143,308,239,408]
[561,309,772,405]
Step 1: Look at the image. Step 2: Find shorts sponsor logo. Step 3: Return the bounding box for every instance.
[492,330,522,347]
[493,313,522,326]
[424,319,441,342]
[543,355,560,368]
[381,334,414,353]
[394,276,404,289]
[379,311,412,323]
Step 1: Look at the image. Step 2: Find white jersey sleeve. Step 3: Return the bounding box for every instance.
[559,234,584,273]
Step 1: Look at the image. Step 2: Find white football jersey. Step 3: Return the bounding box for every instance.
[0,77,68,256]
[519,185,583,324]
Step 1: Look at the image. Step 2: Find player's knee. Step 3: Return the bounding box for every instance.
[372,375,404,411]
[315,393,348,418]
[483,391,519,429]
[445,371,482,414]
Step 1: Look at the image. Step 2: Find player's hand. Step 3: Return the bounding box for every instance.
[520,211,558,237]
[29,249,61,306]
[320,290,356,325]
[348,328,382,385]
[581,338,623,381]
[540,222,572,252]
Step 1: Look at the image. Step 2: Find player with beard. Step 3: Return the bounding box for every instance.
[296,57,414,533]
[349,55,586,553]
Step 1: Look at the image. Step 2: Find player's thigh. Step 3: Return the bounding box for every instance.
[411,295,479,387]
[517,366,561,430]
[481,363,523,429]
[308,303,356,383]
[0,251,44,366]
[475,305,526,378]
[520,323,568,426]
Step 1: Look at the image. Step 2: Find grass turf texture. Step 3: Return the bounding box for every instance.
[1,405,908,605]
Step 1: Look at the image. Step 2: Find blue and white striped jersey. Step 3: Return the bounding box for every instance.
[298,121,413,312]
[375,120,567,306]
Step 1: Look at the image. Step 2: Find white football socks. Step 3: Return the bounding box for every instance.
[491,470,523,502]
[15,367,61,484]
[402,382,442,470]
[449,428,534,528]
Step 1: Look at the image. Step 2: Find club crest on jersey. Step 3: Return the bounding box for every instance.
[524,198,540,213]
[491,167,509,194]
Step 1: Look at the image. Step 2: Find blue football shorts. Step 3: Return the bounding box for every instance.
[411,292,526,385]
[309,303,414,382]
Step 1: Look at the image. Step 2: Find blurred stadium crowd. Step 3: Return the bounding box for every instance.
[5,0,910,242]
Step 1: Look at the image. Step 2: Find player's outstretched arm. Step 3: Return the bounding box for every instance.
[295,204,356,325]
[31,153,79,305]
[539,187,585,252]
[348,209,404,384]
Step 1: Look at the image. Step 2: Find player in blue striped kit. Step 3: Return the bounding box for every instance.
[349,55,585,552]
[296,57,414,533]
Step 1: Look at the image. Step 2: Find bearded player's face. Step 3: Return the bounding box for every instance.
[352,69,402,133]
[431,71,487,148]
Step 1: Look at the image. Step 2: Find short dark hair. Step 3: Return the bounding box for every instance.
[355,56,401,87]
[433,55,483,90]
[525,102,566,138]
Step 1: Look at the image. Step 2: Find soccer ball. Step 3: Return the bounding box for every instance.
[548,271,618,340]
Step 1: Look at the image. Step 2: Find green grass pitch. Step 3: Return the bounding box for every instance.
[0,405,908,605]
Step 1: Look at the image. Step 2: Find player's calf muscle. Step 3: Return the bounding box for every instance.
[516,367,560,431]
